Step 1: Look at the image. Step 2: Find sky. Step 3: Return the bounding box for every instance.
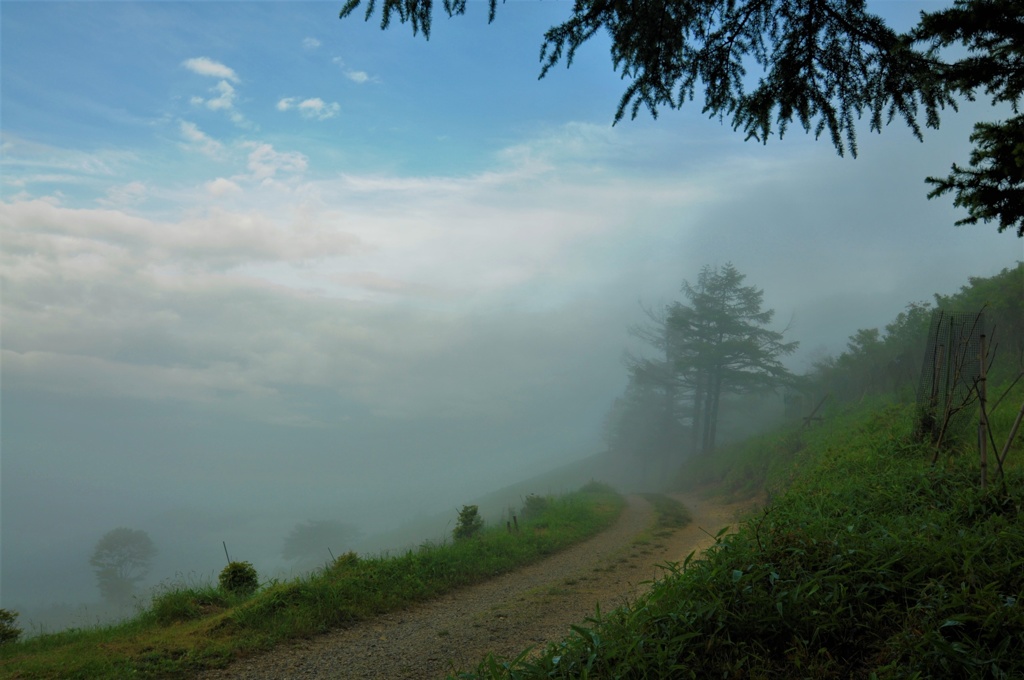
[1,1,1020,617]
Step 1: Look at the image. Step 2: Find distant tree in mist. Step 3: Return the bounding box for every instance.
[672,263,798,453]
[89,528,157,607]
[610,263,797,462]
[282,520,359,569]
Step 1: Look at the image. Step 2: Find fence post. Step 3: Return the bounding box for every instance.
[978,334,988,490]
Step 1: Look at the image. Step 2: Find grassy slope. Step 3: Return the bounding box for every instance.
[459,387,1024,679]
[0,484,625,679]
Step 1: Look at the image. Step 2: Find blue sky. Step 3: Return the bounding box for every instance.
[1,1,1019,613]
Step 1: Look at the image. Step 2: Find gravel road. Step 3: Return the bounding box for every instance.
[200,492,759,679]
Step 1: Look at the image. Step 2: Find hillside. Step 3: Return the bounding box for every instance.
[459,388,1024,678]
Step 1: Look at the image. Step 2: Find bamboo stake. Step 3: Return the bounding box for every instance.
[978,334,988,490]
[998,400,1024,469]
[801,393,829,429]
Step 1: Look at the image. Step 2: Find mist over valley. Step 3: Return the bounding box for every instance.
[1,0,1019,638]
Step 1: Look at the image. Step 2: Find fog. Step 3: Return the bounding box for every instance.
[0,1,1018,632]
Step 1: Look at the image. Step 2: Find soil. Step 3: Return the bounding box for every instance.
[200,492,762,680]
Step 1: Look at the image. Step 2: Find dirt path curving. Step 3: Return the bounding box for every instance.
[201,492,762,680]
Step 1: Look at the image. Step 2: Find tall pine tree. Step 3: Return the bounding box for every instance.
[607,263,797,462]
[670,263,798,454]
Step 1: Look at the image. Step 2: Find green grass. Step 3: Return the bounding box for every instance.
[0,483,624,679]
[455,386,1024,679]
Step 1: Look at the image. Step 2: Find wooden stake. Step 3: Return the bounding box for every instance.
[998,400,1024,469]
[979,334,988,490]
[801,393,829,430]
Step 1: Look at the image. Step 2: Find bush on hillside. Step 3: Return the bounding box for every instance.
[218,561,259,595]
[0,609,22,645]
[453,505,484,540]
[519,494,549,522]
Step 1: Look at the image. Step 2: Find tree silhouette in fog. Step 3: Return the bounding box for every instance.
[89,527,157,607]
[613,263,797,462]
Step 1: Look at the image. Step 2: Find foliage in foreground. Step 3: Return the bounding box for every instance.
[343,0,1024,236]
[0,484,624,679]
[459,401,1024,679]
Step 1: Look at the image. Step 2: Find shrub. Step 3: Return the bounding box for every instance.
[519,493,549,521]
[453,505,484,540]
[0,608,21,645]
[322,551,361,577]
[218,561,259,595]
[332,550,360,569]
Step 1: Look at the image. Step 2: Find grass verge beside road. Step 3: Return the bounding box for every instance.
[0,483,625,679]
[459,393,1024,679]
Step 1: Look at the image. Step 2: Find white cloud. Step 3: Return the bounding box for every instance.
[302,37,321,49]
[332,57,375,84]
[182,57,240,83]
[0,189,621,424]
[0,196,370,422]
[178,121,224,158]
[99,181,147,207]
[245,142,308,181]
[6,173,96,188]
[205,80,236,111]
[0,198,358,278]
[206,177,242,197]
[0,134,136,190]
[190,80,248,126]
[3,119,1013,434]
[298,98,340,120]
[276,97,340,120]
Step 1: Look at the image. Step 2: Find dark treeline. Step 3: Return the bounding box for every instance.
[807,263,1024,403]
[604,262,1023,484]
